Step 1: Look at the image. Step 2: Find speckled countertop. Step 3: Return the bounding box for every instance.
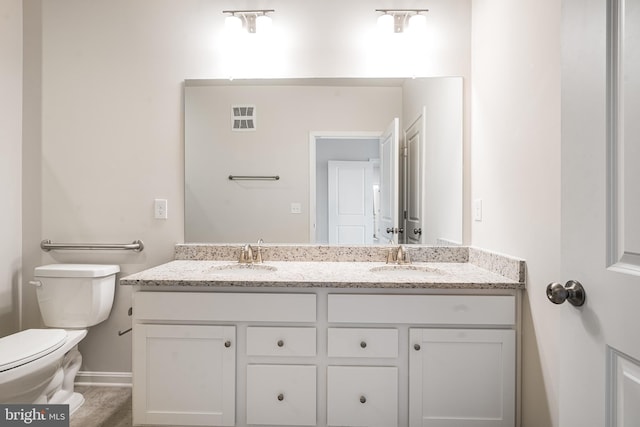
[120,245,526,290]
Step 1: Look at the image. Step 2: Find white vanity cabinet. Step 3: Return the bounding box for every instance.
[132,292,317,427]
[131,289,518,427]
[132,323,236,426]
[245,327,318,425]
[327,328,400,427]
[409,328,515,427]
[328,293,518,427]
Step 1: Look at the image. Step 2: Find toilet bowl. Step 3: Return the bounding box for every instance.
[0,264,119,413]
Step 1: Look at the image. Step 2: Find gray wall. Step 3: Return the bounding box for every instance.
[0,0,22,337]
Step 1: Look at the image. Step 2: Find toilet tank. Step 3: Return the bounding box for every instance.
[34,264,119,328]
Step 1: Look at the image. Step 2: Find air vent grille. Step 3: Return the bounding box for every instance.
[232,105,256,131]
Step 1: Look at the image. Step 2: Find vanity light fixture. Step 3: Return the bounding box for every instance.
[375,9,429,34]
[223,9,274,34]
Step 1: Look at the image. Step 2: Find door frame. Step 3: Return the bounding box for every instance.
[309,131,383,243]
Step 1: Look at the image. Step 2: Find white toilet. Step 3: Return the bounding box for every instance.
[0,264,119,413]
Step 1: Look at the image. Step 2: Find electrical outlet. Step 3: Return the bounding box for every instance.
[290,202,302,214]
[154,199,168,219]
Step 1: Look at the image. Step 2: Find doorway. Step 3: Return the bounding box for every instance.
[309,133,381,244]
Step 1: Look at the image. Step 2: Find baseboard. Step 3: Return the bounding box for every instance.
[75,370,132,387]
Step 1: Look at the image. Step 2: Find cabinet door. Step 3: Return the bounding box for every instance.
[327,366,398,427]
[409,328,515,427]
[246,364,316,426]
[132,324,235,426]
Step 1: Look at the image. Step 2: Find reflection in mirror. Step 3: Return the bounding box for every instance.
[185,78,462,245]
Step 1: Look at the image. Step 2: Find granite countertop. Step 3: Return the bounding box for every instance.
[120,245,526,290]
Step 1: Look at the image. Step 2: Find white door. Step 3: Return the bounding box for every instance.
[379,118,400,244]
[405,111,426,244]
[559,0,640,426]
[328,160,374,244]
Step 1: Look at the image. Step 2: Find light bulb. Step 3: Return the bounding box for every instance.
[377,13,394,33]
[256,14,272,34]
[225,15,243,34]
[408,14,427,35]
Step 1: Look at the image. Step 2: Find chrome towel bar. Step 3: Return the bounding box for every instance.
[40,239,144,252]
[228,175,280,181]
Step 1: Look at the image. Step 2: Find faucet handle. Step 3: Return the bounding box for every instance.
[239,244,254,263]
[386,248,396,264]
[401,247,411,264]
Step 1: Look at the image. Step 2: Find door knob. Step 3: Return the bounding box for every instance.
[546,280,586,306]
[386,227,404,234]
[413,228,422,235]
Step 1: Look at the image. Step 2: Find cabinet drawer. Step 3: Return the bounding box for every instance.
[246,364,316,426]
[327,366,398,427]
[328,294,515,325]
[134,292,316,322]
[328,328,398,358]
[247,327,316,357]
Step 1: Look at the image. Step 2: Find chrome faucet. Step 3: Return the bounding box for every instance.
[386,245,411,265]
[239,239,265,264]
[239,244,254,264]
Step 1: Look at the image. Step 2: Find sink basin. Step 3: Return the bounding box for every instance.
[209,263,277,275]
[369,264,445,279]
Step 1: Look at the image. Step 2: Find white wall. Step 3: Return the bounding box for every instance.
[0,0,23,337]
[471,0,561,426]
[22,0,472,376]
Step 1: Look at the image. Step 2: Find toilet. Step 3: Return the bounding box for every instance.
[0,264,119,413]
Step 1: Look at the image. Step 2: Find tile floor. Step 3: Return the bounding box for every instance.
[71,386,132,427]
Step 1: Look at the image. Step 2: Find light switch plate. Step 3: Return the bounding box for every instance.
[473,199,482,222]
[154,199,168,219]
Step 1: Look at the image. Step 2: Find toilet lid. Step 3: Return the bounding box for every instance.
[0,329,67,372]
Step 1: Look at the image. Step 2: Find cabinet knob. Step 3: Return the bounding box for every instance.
[414,343,421,351]
[360,396,367,404]
[277,393,284,402]
[360,341,367,349]
[277,340,284,347]
[224,340,231,348]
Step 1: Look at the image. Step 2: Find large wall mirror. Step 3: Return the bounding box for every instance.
[185,77,462,245]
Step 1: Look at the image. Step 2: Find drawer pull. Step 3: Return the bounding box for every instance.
[414,343,421,351]
[360,341,367,349]
[277,393,284,402]
[277,339,284,347]
[224,340,231,348]
[360,395,367,404]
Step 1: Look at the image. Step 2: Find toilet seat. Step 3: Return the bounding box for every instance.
[0,329,67,372]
